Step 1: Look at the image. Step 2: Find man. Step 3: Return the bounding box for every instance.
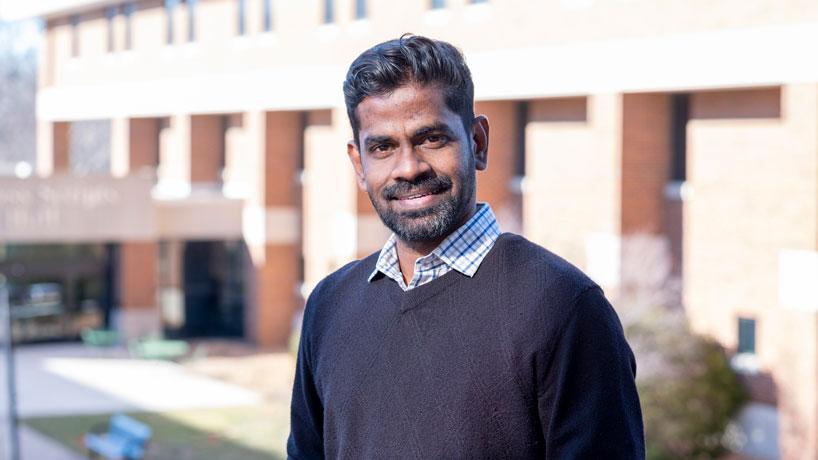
[288,35,644,460]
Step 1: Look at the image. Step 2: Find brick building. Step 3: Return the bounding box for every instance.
[2,1,818,458]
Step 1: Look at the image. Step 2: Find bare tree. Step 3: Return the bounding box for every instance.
[0,19,38,173]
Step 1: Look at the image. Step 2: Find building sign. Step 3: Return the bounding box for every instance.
[0,175,155,243]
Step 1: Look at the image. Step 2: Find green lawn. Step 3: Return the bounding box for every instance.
[23,402,290,460]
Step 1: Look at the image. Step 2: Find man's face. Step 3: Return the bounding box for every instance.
[347,84,488,244]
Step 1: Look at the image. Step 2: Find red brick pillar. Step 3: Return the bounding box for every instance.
[117,241,159,339]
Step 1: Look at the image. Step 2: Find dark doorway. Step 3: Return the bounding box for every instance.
[179,241,244,338]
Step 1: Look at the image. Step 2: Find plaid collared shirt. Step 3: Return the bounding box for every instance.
[368,203,501,291]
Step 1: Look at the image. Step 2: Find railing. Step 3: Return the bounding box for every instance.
[0,279,21,460]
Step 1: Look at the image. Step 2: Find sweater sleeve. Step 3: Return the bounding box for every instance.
[287,315,325,460]
[538,286,645,460]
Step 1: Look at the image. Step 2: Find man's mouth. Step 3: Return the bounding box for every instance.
[393,189,441,201]
[382,177,453,205]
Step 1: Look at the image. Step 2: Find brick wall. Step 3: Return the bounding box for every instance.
[685,84,818,460]
[621,93,672,235]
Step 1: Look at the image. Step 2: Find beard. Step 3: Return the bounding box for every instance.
[368,169,476,243]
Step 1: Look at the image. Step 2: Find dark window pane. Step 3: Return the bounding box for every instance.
[70,15,79,57]
[105,6,117,52]
[738,317,756,354]
[188,0,197,42]
[671,93,689,181]
[355,0,366,19]
[324,0,334,23]
[165,0,177,44]
[263,0,273,31]
[124,3,134,50]
[237,0,246,35]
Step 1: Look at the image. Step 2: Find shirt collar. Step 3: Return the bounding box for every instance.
[368,203,501,284]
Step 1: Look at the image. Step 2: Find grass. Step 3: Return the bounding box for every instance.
[23,401,291,460]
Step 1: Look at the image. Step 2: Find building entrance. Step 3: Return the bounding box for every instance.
[176,241,244,338]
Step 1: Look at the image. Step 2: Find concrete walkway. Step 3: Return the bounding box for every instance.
[1,342,265,460]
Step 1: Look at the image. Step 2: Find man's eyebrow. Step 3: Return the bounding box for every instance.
[363,135,393,148]
[413,123,457,138]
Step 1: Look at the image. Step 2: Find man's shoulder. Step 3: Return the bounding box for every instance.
[494,233,596,287]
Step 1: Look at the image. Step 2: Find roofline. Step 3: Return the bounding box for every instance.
[0,0,124,21]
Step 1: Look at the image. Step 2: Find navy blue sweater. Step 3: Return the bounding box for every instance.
[288,233,645,459]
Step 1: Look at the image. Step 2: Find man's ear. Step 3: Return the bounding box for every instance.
[471,115,489,171]
[347,140,367,191]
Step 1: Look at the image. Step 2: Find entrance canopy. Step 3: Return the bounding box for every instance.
[0,176,243,244]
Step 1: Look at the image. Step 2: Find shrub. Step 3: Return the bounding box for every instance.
[617,235,747,460]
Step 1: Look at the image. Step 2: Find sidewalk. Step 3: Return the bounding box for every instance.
[2,341,276,460]
[14,343,263,417]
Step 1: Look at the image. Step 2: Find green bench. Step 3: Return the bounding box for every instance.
[81,328,122,347]
[129,338,190,360]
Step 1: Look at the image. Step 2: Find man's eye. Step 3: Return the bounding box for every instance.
[424,135,446,146]
[371,144,391,154]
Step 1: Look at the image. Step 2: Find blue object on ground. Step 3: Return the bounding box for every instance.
[83,413,152,460]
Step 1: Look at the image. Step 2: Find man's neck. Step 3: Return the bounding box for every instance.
[395,204,477,285]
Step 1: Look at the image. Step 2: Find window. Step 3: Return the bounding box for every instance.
[355,0,366,19]
[738,317,756,354]
[430,0,446,8]
[123,3,134,50]
[237,0,246,35]
[263,0,273,32]
[187,0,197,41]
[323,0,334,23]
[70,14,80,57]
[105,6,117,52]
[165,0,178,44]
[671,93,689,181]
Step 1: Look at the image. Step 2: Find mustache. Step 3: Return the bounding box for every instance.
[382,176,453,200]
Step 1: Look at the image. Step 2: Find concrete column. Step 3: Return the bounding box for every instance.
[223,113,249,198]
[110,117,129,177]
[302,108,357,291]
[524,95,621,288]
[157,114,191,198]
[36,120,70,177]
[158,240,186,332]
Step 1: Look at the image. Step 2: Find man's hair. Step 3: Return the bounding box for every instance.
[343,35,475,146]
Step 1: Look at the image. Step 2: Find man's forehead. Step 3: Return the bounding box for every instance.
[356,85,459,133]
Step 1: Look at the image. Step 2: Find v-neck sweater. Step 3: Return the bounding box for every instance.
[288,233,645,460]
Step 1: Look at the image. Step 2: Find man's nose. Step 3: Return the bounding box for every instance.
[390,145,431,181]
